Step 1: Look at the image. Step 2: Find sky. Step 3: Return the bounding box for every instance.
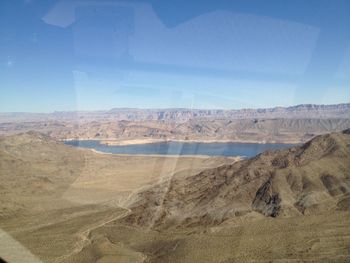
[1,0,350,112]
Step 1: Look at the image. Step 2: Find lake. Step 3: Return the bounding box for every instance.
[64,140,297,158]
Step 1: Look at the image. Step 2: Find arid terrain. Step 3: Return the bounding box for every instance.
[2,0,350,261]
[1,104,350,144]
[0,132,235,262]
[0,128,350,262]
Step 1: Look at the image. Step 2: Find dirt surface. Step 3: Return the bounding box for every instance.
[0,131,350,262]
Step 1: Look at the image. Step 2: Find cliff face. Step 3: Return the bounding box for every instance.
[107,103,350,121]
[122,130,350,229]
[1,103,350,123]
[1,118,350,143]
[1,104,349,143]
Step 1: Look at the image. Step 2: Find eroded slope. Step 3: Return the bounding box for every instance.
[123,129,350,228]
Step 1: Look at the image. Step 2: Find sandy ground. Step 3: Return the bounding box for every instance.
[3,204,350,263]
[1,132,349,263]
[0,150,237,263]
[100,138,166,146]
[62,153,238,205]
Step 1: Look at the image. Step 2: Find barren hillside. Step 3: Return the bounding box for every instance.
[1,131,350,262]
[123,129,350,229]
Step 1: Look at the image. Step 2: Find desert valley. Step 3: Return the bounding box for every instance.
[2,0,350,261]
[0,104,350,262]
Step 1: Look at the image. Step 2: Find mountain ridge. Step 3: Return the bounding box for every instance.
[1,118,350,144]
[1,103,349,144]
[121,129,350,229]
[1,103,350,122]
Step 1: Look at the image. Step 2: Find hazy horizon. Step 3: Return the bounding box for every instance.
[0,102,349,114]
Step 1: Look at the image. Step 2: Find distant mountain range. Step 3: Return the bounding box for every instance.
[0,103,349,143]
[1,103,350,123]
[108,103,350,121]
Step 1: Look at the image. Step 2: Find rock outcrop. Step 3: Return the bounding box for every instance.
[122,130,350,229]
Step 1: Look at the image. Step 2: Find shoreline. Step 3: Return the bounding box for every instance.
[62,137,303,145]
[88,148,244,159]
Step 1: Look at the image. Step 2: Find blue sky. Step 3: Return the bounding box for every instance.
[1,0,350,112]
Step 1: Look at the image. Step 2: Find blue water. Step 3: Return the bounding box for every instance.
[64,140,297,158]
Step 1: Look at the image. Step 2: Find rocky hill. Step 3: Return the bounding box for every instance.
[122,129,350,229]
[0,131,232,219]
[0,131,87,218]
[1,130,349,262]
